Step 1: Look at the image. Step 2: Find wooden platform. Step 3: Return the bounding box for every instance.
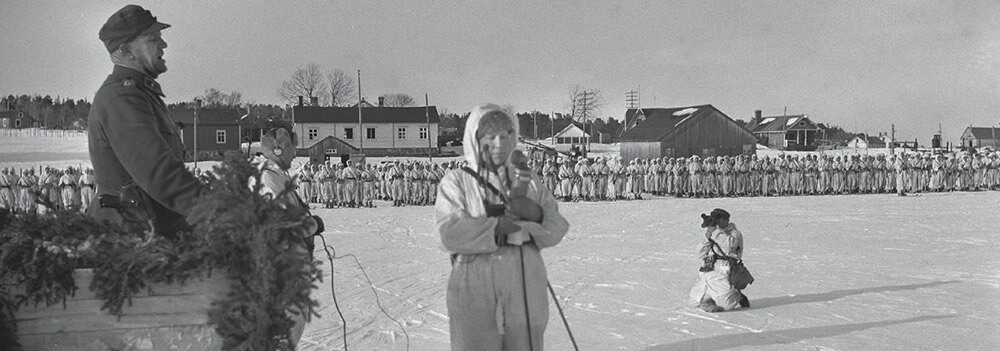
[13,269,231,351]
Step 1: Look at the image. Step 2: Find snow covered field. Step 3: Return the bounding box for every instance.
[302,191,999,350]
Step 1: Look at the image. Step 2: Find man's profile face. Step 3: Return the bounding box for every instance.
[126,29,168,77]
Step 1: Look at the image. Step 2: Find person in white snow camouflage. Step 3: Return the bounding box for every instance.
[689,208,750,312]
[436,104,569,351]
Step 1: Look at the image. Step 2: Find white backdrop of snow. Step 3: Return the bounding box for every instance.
[299,192,1000,350]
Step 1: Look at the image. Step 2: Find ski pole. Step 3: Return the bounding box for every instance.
[547,282,579,351]
[519,245,534,351]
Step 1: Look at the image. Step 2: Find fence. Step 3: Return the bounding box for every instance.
[0,128,87,138]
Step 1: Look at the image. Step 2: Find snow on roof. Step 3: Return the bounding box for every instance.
[786,117,800,126]
[672,108,698,116]
[674,114,696,127]
[760,117,775,125]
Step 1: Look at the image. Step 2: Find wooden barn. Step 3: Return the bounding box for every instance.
[960,126,1000,149]
[619,105,756,160]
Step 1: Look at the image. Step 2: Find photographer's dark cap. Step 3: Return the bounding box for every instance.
[710,208,730,220]
[99,5,170,53]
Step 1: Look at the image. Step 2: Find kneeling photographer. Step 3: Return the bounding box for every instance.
[689,208,752,312]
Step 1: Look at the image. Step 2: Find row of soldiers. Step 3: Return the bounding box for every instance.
[0,166,97,214]
[294,159,453,208]
[535,151,1000,200]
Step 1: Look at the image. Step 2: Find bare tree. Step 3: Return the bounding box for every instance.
[197,88,242,108]
[381,93,415,107]
[567,85,603,123]
[277,63,328,106]
[326,69,356,107]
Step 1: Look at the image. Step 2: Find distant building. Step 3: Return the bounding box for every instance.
[170,108,242,156]
[0,110,37,129]
[292,98,440,157]
[745,110,821,150]
[306,136,362,164]
[847,133,888,149]
[553,123,591,145]
[619,105,756,160]
[960,126,1000,148]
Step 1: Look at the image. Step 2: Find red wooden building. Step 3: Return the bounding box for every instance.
[170,108,241,159]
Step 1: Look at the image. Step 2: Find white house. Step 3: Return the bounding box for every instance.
[553,123,591,145]
[292,101,440,157]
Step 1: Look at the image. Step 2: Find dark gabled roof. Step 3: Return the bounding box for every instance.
[619,105,715,141]
[293,106,440,124]
[170,108,242,125]
[306,135,361,151]
[746,115,819,133]
[966,127,1000,140]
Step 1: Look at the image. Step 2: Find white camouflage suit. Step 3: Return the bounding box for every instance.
[689,223,745,311]
[436,105,569,351]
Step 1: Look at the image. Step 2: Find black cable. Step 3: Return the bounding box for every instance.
[316,233,411,351]
[316,233,348,351]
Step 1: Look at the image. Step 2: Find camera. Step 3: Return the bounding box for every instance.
[700,213,717,228]
[699,255,716,272]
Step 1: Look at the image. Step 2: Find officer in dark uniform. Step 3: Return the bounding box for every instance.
[87,5,201,237]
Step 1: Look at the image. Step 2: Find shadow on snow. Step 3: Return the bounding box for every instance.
[644,315,955,351]
[750,280,960,309]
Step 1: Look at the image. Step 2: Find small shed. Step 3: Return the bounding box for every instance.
[553,123,591,145]
[847,134,887,149]
[307,136,362,164]
[619,105,756,160]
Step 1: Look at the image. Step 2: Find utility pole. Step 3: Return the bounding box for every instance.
[358,70,363,152]
[194,99,201,169]
[550,111,555,145]
[426,93,432,162]
[533,111,538,140]
[625,89,639,134]
[890,123,896,155]
[579,90,594,152]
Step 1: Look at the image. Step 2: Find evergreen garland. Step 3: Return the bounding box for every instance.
[0,154,321,350]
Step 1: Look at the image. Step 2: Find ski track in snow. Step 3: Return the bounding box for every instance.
[297,192,1000,350]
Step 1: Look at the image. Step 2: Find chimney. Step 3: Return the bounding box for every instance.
[378,96,385,107]
[310,96,319,106]
[298,96,304,107]
[754,110,762,124]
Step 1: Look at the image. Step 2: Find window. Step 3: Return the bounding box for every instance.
[397,127,407,140]
[366,127,376,139]
[344,127,354,140]
[216,130,226,144]
[419,127,428,140]
[308,129,318,140]
[15,119,20,128]
[325,148,337,155]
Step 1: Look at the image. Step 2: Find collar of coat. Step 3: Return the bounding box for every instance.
[110,65,165,97]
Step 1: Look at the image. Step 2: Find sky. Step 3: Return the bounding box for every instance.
[2,0,1000,143]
